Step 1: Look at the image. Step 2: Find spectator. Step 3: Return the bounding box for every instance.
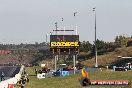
[35,69,37,75]
[1,72,5,81]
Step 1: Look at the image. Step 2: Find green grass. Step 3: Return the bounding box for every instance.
[21,66,132,88]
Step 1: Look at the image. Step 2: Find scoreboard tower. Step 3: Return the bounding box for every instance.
[50,29,80,74]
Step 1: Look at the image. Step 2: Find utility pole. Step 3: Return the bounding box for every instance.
[61,17,65,35]
[93,8,98,68]
[46,33,48,43]
[55,55,57,71]
[55,22,58,35]
[73,55,76,74]
[74,12,79,35]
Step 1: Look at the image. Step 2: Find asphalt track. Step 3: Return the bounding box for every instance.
[0,66,20,81]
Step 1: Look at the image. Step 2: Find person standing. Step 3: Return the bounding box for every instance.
[1,72,5,81]
[35,69,37,75]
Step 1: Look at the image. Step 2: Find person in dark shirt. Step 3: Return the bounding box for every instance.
[1,72,5,81]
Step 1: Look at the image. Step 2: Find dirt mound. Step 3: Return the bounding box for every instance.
[81,46,132,67]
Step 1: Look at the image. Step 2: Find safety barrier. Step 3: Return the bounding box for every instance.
[0,65,24,88]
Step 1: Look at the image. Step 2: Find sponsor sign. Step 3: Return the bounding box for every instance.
[90,80,129,85]
[50,42,79,47]
[0,50,11,55]
[80,68,130,86]
[8,84,14,88]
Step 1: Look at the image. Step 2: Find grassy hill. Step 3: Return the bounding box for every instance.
[35,46,132,68]
[81,46,132,67]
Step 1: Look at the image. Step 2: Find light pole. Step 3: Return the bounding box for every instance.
[74,12,79,35]
[46,33,48,43]
[55,22,58,35]
[61,17,65,35]
[93,8,98,67]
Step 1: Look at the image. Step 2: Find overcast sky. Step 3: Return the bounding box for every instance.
[0,0,132,44]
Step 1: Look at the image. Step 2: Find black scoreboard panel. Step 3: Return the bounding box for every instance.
[50,35,80,48]
[50,35,79,42]
[50,35,80,55]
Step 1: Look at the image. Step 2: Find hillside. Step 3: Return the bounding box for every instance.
[81,46,132,67]
[0,54,35,65]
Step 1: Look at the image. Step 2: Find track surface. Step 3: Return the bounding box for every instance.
[0,66,20,81]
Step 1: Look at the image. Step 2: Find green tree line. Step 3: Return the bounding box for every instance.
[80,35,132,55]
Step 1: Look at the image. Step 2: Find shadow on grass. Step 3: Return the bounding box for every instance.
[29,75,36,76]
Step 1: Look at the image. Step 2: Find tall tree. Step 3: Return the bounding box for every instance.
[115,35,128,47]
[80,41,92,53]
